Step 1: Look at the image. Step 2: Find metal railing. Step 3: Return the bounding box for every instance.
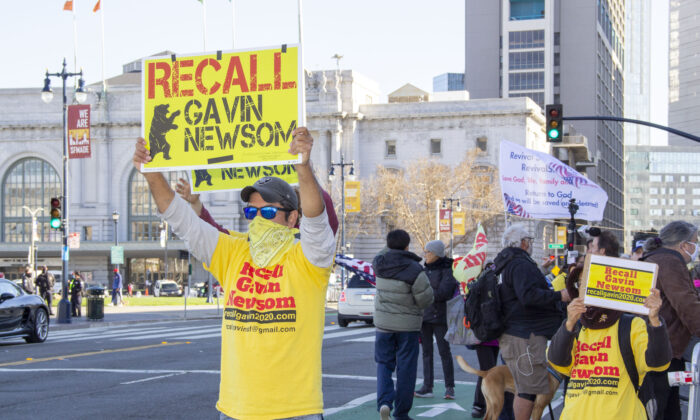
[670,342,700,419]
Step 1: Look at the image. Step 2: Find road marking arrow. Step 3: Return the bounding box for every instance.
[416,402,466,417]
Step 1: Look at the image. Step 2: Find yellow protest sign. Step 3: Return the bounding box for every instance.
[581,254,658,315]
[190,164,299,192]
[453,212,466,236]
[344,181,361,213]
[141,45,303,173]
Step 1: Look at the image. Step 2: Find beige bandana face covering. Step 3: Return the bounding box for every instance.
[247,217,297,267]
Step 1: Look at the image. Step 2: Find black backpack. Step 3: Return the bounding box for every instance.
[464,257,512,342]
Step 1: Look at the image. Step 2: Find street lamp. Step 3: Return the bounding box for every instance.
[41,58,87,324]
[23,207,44,276]
[329,154,355,287]
[441,197,461,258]
[112,211,120,271]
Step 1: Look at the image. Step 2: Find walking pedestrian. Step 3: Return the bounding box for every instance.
[414,240,458,400]
[133,127,335,420]
[373,229,434,420]
[21,265,35,294]
[112,268,123,306]
[35,266,54,315]
[640,221,700,420]
[69,271,83,317]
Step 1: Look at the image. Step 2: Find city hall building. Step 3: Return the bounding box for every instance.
[0,56,549,289]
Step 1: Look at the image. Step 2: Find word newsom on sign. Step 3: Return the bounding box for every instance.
[141,45,303,173]
[581,254,658,315]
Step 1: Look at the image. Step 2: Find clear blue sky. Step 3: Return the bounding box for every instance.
[0,0,466,99]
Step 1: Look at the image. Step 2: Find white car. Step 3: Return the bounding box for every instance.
[337,274,375,327]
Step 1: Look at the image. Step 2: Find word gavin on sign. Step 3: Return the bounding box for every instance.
[581,254,658,315]
[191,164,299,192]
[141,45,303,172]
[68,105,91,159]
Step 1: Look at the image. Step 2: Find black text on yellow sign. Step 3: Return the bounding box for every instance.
[344,181,361,213]
[141,45,303,173]
[582,254,658,315]
[191,164,299,193]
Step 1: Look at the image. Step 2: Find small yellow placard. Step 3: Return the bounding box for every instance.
[581,254,658,315]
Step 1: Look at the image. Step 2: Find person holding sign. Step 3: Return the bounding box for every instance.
[639,221,700,420]
[547,265,671,419]
[132,127,334,420]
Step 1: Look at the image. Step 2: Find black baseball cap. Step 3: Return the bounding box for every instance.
[240,177,299,210]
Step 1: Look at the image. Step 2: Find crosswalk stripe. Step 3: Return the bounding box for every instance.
[50,326,164,338]
[323,328,375,340]
[344,336,375,343]
[50,325,211,343]
[114,327,220,341]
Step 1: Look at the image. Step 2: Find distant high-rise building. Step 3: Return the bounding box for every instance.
[433,73,465,92]
[668,0,700,146]
[465,0,625,231]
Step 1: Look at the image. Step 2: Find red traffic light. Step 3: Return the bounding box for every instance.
[50,197,60,208]
[549,109,559,117]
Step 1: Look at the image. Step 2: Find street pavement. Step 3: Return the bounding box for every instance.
[9,303,692,419]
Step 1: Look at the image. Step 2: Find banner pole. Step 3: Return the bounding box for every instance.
[297,0,306,126]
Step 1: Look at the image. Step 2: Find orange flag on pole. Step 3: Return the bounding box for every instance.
[63,0,73,11]
[93,0,101,12]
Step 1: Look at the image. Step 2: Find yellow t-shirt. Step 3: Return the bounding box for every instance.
[208,233,331,420]
[549,318,670,419]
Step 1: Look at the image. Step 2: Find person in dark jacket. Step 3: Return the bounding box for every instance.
[414,240,458,400]
[374,229,434,420]
[640,221,700,420]
[35,266,54,315]
[497,224,570,420]
[21,265,35,294]
[69,271,83,317]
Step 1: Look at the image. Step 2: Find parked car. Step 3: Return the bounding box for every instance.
[194,281,224,297]
[337,274,375,327]
[155,280,182,297]
[0,278,50,343]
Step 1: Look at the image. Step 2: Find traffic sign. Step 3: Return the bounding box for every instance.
[111,246,124,265]
[548,243,565,249]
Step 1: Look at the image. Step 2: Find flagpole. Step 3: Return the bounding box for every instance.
[100,0,106,94]
[297,0,305,126]
[72,0,79,88]
[202,0,207,50]
[231,0,235,48]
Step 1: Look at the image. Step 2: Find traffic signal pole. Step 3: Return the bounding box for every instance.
[567,199,579,265]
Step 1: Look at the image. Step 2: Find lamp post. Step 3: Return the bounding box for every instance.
[441,197,461,258]
[23,207,44,276]
[329,154,355,287]
[41,58,87,324]
[112,211,119,271]
[160,221,169,281]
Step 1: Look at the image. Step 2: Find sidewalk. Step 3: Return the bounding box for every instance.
[50,302,340,331]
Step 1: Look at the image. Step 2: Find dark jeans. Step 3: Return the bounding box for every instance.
[420,322,455,388]
[41,291,53,314]
[375,331,420,420]
[71,295,81,317]
[645,357,685,420]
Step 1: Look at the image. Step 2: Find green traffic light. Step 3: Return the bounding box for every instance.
[50,218,61,229]
[548,128,560,139]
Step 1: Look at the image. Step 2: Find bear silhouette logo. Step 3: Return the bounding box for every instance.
[148,104,180,161]
[194,170,213,187]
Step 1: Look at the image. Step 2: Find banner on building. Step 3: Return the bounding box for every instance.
[453,211,466,236]
[344,181,361,213]
[190,164,299,192]
[67,105,91,159]
[439,209,451,233]
[499,140,608,221]
[141,45,303,173]
[582,254,657,315]
[453,223,488,294]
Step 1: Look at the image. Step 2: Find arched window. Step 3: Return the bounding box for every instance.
[128,169,185,240]
[2,158,61,242]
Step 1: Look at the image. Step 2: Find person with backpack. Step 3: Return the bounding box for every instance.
[414,240,458,400]
[547,264,672,419]
[640,221,700,420]
[496,224,570,420]
[35,266,54,315]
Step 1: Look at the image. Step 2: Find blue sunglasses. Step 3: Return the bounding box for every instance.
[243,206,292,220]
